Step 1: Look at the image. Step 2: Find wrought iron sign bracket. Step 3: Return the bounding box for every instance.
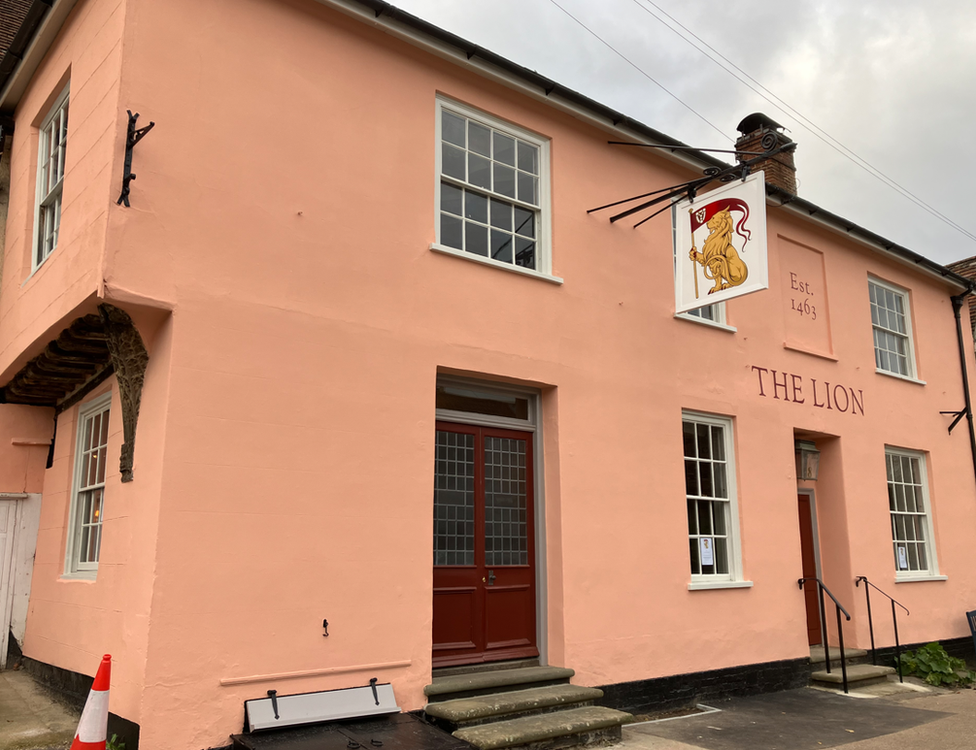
[588,134,794,229]
[117,110,155,207]
[940,408,969,434]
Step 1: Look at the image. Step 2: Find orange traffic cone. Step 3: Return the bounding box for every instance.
[71,654,112,750]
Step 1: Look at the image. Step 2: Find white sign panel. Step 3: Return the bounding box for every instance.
[897,546,909,571]
[674,171,769,314]
[699,537,714,567]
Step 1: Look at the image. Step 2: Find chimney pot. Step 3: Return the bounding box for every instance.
[735,112,797,195]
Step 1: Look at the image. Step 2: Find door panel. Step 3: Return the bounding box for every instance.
[798,493,822,646]
[432,423,537,666]
[431,586,478,654]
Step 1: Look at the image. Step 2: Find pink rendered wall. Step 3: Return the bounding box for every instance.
[0,0,124,381]
[24,311,172,727]
[5,0,172,727]
[10,0,976,746]
[0,404,52,492]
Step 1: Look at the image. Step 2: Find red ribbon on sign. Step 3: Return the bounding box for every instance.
[689,197,752,248]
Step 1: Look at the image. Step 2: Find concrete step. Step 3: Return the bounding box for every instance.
[809,646,869,665]
[425,666,576,703]
[452,705,632,750]
[434,659,540,678]
[811,663,896,688]
[425,685,605,730]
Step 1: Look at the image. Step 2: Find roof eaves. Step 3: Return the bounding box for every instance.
[321,0,729,172]
[0,0,80,117]
[335,1,971,293]
[768,185,973,293]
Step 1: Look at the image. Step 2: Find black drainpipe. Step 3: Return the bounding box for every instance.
[950,289,976,486]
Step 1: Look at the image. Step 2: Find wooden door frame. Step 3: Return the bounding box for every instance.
[797,488,825,644]
[433,377,546,667]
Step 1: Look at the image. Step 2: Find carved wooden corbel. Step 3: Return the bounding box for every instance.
[98,304,149,482]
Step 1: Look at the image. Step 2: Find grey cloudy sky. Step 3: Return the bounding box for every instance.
[391,0,976,266]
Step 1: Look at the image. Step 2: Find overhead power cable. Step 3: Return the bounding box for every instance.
[546,0,731,144]
[630,0,976,245]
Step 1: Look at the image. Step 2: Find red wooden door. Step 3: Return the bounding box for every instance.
[797,493,822,646]
[432,422,537,667]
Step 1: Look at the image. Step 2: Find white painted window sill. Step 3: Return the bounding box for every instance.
[675,313,737,333]
[59,571,97,582]
[430,243,563,284]
[895,574,947,583]
[688,580,753,591]
[876,369,926,386]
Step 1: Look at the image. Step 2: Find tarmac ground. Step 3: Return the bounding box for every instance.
[619,684,976,750]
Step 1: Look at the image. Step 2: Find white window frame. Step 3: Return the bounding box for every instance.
[676,302,736,332]
[885,446,942,581]
[682,411,750,590]
[868,277,919,381]
[33,83,70,271]
[64,393,111,578]
[431,97,557,283]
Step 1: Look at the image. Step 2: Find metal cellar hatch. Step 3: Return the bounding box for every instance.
[232,680,472,750]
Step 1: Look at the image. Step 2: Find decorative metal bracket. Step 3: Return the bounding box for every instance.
[117,110,155,207]
[940,408,969,434]
[587,133,793,228]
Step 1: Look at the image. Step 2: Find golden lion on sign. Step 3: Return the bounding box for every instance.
[689,208,749,294]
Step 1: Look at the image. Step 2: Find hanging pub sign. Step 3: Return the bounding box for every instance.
[674,171,769,314]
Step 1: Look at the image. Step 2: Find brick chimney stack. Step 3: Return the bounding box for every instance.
[735,113,797,195]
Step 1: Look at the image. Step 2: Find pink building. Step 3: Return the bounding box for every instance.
[0,1,974,748]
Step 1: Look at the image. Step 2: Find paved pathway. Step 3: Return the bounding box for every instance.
[0,669,78,750]
[618,685,976,750]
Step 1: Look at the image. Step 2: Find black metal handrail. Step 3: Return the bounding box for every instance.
[855,576,910,683]
[798,576,852,693]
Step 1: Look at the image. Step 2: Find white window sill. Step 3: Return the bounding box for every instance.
[59,571,97,582]
[675,313,737,333]
[895,574,947,583]
[688,580,753,591]
[876,369,926,386]
[430,243,563,284]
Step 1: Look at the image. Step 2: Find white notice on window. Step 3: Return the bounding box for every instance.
[700,537,714,567]
[897,546,909,570]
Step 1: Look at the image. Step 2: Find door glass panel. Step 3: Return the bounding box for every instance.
[484,436,528,566]
[433,431,475,565]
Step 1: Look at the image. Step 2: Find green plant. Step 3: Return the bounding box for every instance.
[106,733,126,750]
[895,642,975,687]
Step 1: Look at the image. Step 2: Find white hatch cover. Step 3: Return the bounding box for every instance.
[245,680,401,732]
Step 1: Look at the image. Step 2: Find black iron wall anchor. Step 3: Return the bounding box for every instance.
[940,408,969,434]
[117,110,155,207]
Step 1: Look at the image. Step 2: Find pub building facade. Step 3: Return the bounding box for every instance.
[0,0,974,747]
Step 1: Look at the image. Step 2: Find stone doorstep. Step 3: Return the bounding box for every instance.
[434,660,541,678]
[425,685,605,728]
[808,646,869,665]
[425,667,576,701]
[811,664,896,687]
[452,706,632,750]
